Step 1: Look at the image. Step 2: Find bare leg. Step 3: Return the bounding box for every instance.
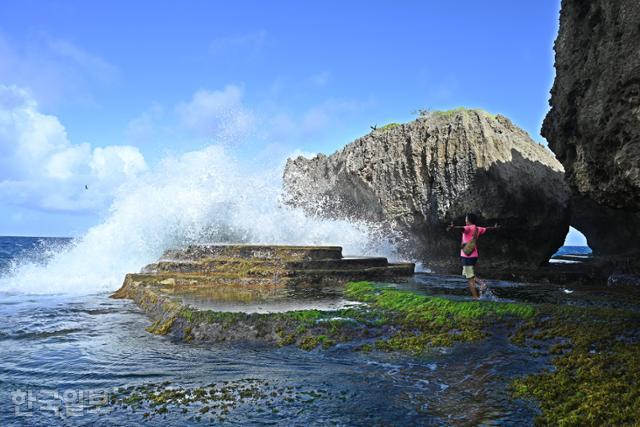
[476,277,487,292]
[468,277,479,299]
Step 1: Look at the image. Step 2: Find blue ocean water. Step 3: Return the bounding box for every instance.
[0,236,71,273]
[0,236,561,426]
[553,245,592,256]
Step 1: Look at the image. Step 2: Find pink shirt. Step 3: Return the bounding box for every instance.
[460,225,486,258]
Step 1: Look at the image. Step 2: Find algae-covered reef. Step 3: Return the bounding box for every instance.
[114,274,640,424]
[108,378,343,423]
[511,304,640,425]
[339,284,640,425]
[113,244,640,424]
[113,273,533,353]
[343,281,533,352]
[111,244,416,346]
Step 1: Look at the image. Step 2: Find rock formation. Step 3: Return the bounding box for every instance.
[283,109,570,273]
[111,244,414,344]
[133,244,414,285]
[542,0,640,257]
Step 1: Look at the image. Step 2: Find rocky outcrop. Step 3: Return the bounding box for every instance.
[542,0,640,257]
[111,244,414,345]
[283,109,570,273]
[132,244,414,284]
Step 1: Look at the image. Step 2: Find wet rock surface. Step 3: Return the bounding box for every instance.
[109,270,640,425]
[283,109,570,273]
[102,240,640,425]
[608,273,640,288]
[542,0,640,260]
[136,244,414,286]
[111,244,414,345]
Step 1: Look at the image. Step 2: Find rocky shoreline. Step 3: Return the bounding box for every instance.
[110,2,640,423]
[113,267,640,424]
[110,243,640,424]
[111,244,415,345]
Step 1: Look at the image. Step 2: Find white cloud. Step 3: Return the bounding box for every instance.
[122,84,370,153]
[175,85,254,142]
[90,146,147,181]
[123,86,257,147]
[45,144,91,180]
[264,98,372,142]
[124,102,165,145]
[0,85,146,213]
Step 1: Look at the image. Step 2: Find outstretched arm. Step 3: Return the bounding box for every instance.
[446,222,465,232]
[485,223,501,231]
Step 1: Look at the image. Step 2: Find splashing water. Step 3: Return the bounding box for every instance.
[0,145,397,295]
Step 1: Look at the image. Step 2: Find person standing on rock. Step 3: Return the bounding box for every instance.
[447,214,500,300]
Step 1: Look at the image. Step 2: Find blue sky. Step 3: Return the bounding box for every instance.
[0,0,586,245]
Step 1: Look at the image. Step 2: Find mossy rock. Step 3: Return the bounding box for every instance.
[510,303,640,425]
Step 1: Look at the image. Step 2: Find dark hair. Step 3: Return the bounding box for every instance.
[465,213,477,225]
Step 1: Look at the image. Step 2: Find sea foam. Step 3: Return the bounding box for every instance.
[0,145,397,295]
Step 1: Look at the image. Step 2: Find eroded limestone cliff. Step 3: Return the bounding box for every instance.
[542,0,640,256]
[283,109,570,272]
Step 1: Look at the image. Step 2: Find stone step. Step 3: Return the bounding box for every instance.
[161,244,343,262]
[136,263,414,287]
[144,259,281,274]
[286,264,416,279]
[145,256,391,274]
[287,257,390,270]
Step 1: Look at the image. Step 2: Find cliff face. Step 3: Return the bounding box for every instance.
[283,109,570,272]
[542,0,640,255]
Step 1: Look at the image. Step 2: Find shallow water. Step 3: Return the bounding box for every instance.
[169,283,364,313]
[0,238,617,426]
[0,289,547,426]
[407,273,640,311]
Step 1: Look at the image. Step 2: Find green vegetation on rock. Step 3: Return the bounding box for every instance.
[347,282,640,424]
[510,304,640,426]
[145,280,536,354]
[431,107,496,119]
[108,379,339,421]
[118,268,640,426]
[344,281,533,353]
[378,123,401,131]
[345,281,534,319]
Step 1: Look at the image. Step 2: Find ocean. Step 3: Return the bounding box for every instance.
[0,235,579,425]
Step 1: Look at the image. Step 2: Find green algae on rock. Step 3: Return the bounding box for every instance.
[112,244,640,424]
[510,304,640,426]
[344,281,534,353]
[112,242,534,355]
[352,282,640,424]
[111,245,414,348]
[108,378,343,422]
[115,269,536,356]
